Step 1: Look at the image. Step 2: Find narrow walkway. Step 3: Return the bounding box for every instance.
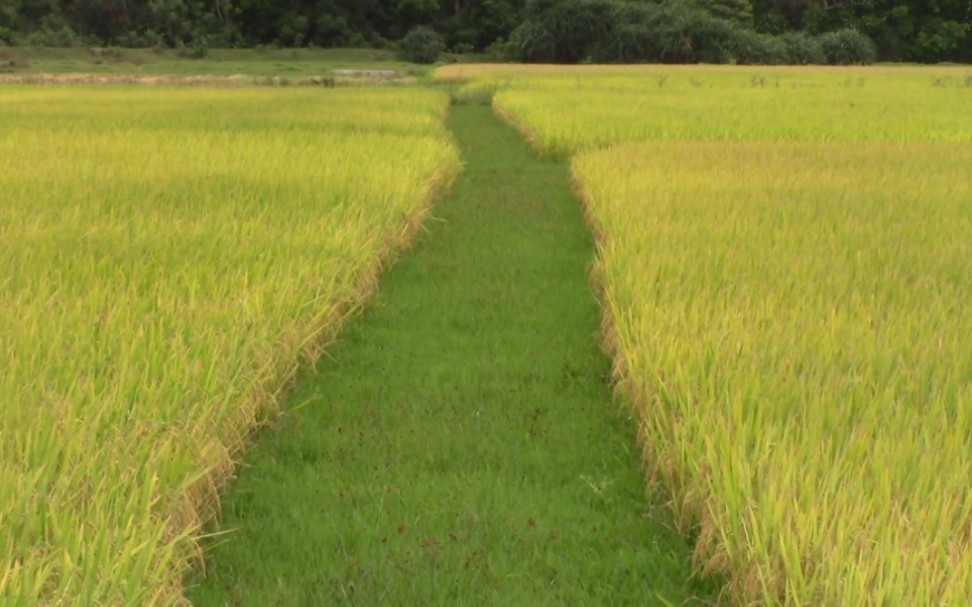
[187,102,708,606]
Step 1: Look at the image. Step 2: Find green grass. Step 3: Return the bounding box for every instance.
[185,100,714,605]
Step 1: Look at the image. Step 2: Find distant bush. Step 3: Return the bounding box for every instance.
[614,1,781,65]
[700,0,754,27]
[508,20,557,62]
[653,3,734,63]
[400,26,444,63]
[817,29,877,65]
[779,31,826,64]
[589,13,658,63]
[513,0,797,65]
[176,36,209,59]
[732,29,788,64]
[22,26,82,48]
[113,29,165,48]
[509,0,879,66]
[484,37,514,61]
[509,0,617,63]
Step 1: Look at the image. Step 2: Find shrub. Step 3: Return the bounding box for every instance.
[514,0,618,63]
[400,26,444,63]
[24,25,82,48]
[589,21,657,62]
[817,29,877,65]
[346,32,369,48]
[730,29,787,64]
[513,0,796,65]
[508,21,557,62]
[700,0,755,27]
[779,31,826,64]
[485,37,515,61]
[114,30,162,48]
[543,0,618,63]
[587,3,661,62]
[650,1,740,63]
[177,36,209,59]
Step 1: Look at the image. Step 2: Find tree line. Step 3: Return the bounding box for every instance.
[0,0,969,63]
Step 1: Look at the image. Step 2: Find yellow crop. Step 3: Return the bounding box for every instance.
[0,85,459,606]
[578,141,972,605]
[439,64,972,605]
[435,64,972,156]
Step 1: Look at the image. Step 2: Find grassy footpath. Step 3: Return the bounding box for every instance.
[186,101,712,606]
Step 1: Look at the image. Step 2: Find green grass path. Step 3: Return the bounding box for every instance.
[187,102,710,606]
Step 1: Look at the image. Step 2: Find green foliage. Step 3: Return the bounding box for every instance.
[641,1,730,63]
[400,25,444,63]
[779,31,826,64]
[913,19,970,62]
[462,0,522,50]
[817,29,877,65]
[516,0,793,65]
[510,0,618,63]
[485,36,515,60]
[176,35,208,58]
[725,28,787,64]
[587,3,659,63]
[114,29,167,48]
[508,19,556,61]
[0,0,966,64]
[23,26,82,47]
[699,0,754,27]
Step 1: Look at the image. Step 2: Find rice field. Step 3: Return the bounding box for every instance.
[437,64,972,605]
[0,86,459,606]
[437,64,972,157]
[5,64,971,606]
[579,141,972,605]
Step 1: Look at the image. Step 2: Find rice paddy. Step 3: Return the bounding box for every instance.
[437,64,972,156]
[185,99,711,607]
[437,64,972,605]
[3,61,971,606]
[577,141,972,605]
[0,85,459,606]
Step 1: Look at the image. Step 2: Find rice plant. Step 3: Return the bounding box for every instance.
[0,85,460,606]
[435,65,972,157]
[439,64,972,605]
[576,141,972,605]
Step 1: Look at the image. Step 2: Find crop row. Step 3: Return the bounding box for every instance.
[444,65,972,605]
[0,86,460,605]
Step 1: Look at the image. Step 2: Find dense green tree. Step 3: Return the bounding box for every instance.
[700,0,755,27]
[751,0,971,60]
[0,0,967,62]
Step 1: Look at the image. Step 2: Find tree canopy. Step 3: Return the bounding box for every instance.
[0,0,968,63]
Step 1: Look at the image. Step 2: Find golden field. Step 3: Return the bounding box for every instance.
[0,86,459,606]
[437,64,972,156]
[579,141,972,605]
[437,64,972,605]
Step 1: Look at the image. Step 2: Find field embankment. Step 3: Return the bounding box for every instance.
[186,101,714,606]
[437,65,972,605]
[0,47,430,86]
[0,85,459,606]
